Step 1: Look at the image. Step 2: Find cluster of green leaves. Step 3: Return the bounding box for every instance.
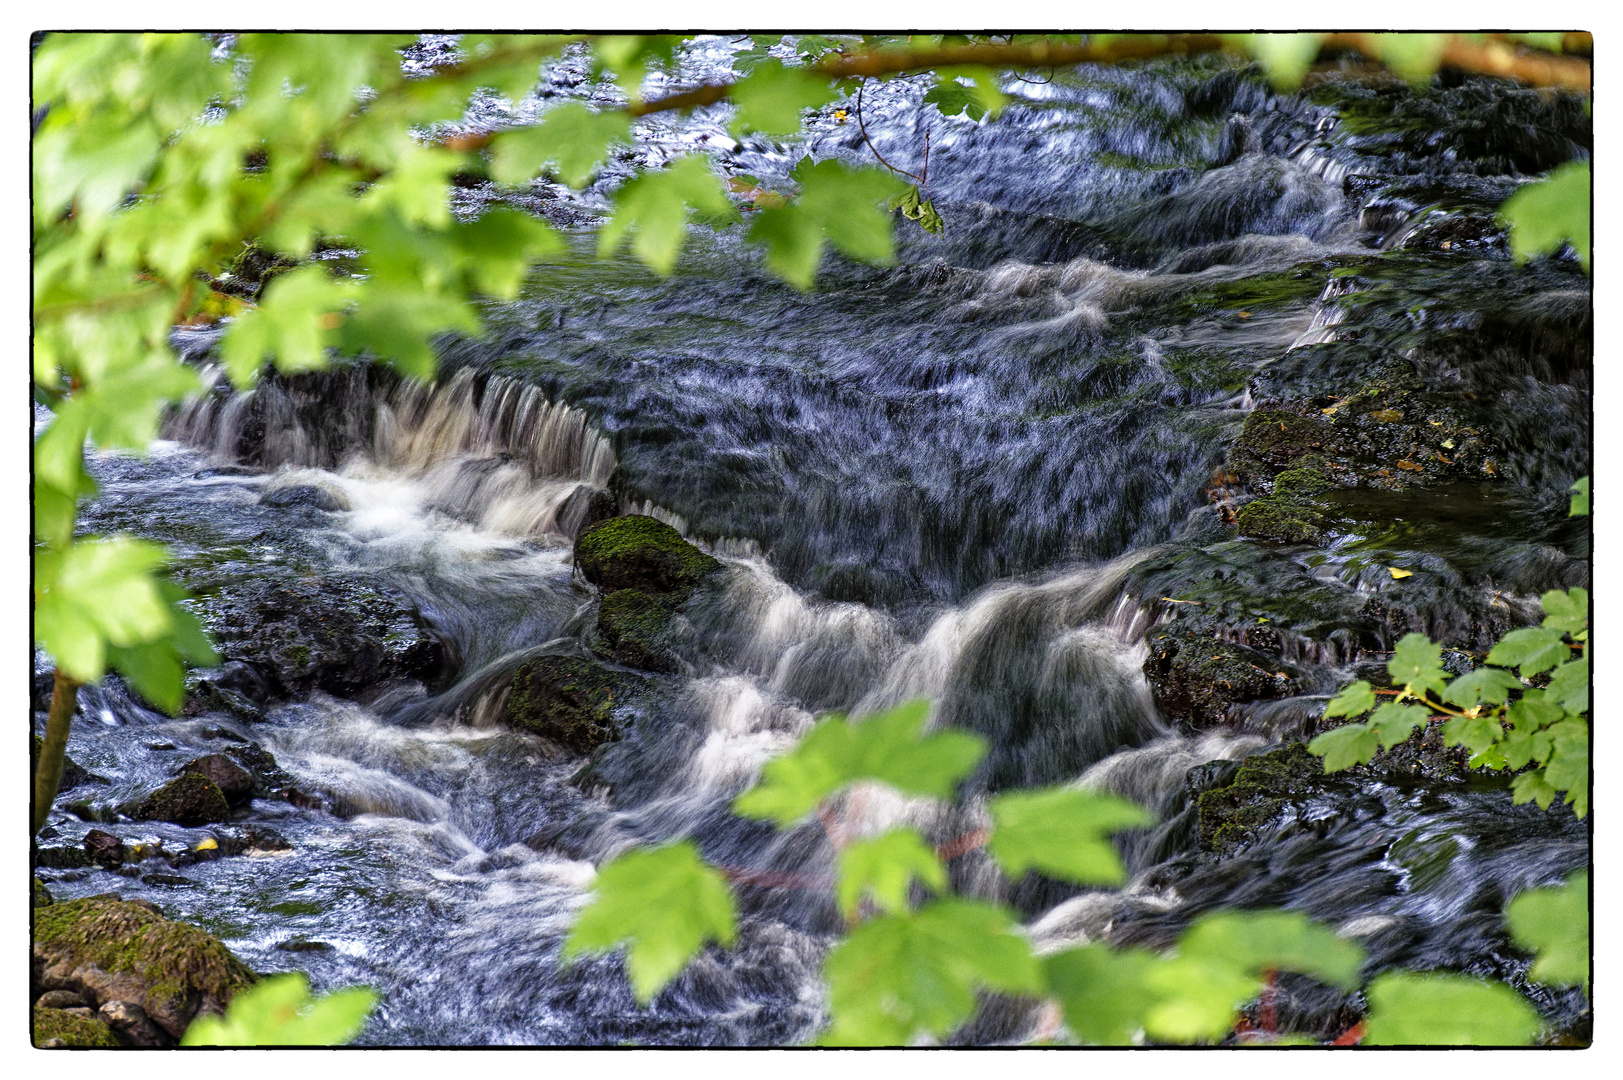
[1310,588,1589,817]
[32,32,924,717]
[181,973,377,1046]
[565,699,1556,1045]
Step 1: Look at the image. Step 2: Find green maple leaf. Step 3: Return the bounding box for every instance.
[1386,633,1448,697]
[1487,627,1570,677]
[491,102,632,188]
[821,899,1041,1045]
[1540,587,1589,635]
[986,786,1151,886]
[1323,679,1375,719]
[836,828,948,918]
[597,156,739,275]
[1501,161,1591,271]
[1308,722,1379,772]
[733,699,985,825]
[1362,972,1542,1045]
[1441,667,1523,709]
[563,841,737,1004]
[1505,871,1589,987]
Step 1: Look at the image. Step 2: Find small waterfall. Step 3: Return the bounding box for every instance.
[165,364,617,543]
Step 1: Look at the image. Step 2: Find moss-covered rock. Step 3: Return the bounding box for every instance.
[32,895,256,1041]
[33,1004,119,1048]
[34,877,53,907]
[1235,495,1326,544]
[595,589,682,674]
[574,515,720,596]
[1196,743,1333,854]
[1236,410,1331,468]
[1270,466,1336,498]
[1143,631,1299,728]
[505,655,647,754]
[131,774,231,826]
[180,754,255,806]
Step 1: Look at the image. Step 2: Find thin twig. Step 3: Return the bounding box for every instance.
[855,80,924,184]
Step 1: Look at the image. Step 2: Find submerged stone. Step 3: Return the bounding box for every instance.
[504,655,647,754]
[32,894,256,1042]
[574,514,720,596]
[131,774,231,827]
[1235,494,1326,544]
[594,589,682,674]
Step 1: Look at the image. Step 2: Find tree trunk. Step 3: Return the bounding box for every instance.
[32,670,79,836]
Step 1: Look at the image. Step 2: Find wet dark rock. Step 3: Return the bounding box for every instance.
[31,734,90,793]
[1144,630,1300,727]
[33,1004,119,1048]
[504,655,648,754]
[34,842,94,870]
[180,754,256,806]
[558,485,619,539]
[141,874,196,887]
[190,574,447,698]
[131,774,232,827]
[1195,743,1369,854]
[98,998,167,1047]
[83,829,126,869]
[32,894,256,1043]
[276,938,334,953]
[213,824,294,856]
[574,514,721,596]
[594,589,683,674]
[259,484,350,512]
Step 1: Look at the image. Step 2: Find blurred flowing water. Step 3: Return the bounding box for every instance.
[36,42,1589,1045]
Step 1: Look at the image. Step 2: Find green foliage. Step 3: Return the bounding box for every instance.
[1505,871,1590,988]
[596,155,739,275]
[181,973,377,1046]
[747,158,908,289]
[836,828,948,918]
[1569,476,1590,516]
[923,69,1007,121]
[1225,34,1325,90]
[1311,592,1588,817]
[821,899,1042,1045]
[1370,33,1449,86]
[729,59,841,135]
[1501,162,1591,271]
[732,699,986,825]
[563,841,738,1004]
[1361,972,1542,1046]
[491,101,631,188]
[889,185,945,235]
[986,786,1151,885]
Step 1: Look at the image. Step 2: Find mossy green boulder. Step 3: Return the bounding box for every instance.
[33,1004,119,1048]
[32,895,256,1042]
[1235,495,1326,544]
[1142,631,1298,727]
[595,589,682,674]
[505,655,647,754]
[574,515,720,595]
[131,774,231,826]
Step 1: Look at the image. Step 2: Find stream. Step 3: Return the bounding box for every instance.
[32,40,1591,1046]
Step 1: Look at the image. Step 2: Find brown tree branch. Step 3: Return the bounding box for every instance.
[628,33,1590,122]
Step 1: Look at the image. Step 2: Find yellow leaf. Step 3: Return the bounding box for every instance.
[1390,568,1413,580]
[195,837,218,851]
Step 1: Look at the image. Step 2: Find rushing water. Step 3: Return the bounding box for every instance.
[34,42,1590,1045]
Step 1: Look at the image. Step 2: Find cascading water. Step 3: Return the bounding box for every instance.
[35,41,1589,1045]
